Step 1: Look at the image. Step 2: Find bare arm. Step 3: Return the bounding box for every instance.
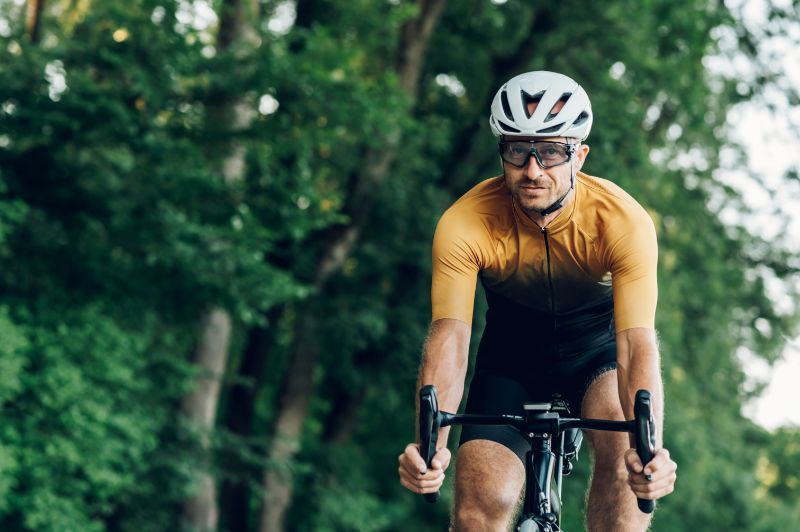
[399,318,470,494]
[618,327,677,502]
[616,327,663,445]
[416,318,471,447]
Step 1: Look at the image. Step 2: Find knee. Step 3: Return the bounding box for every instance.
[591,448,629,484]
[587,435,629,479]
[454,485,520,527]
[452,441,524,530]
[592,456,628,485]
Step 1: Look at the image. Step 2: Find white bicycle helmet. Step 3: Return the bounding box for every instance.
[489,71,593,140]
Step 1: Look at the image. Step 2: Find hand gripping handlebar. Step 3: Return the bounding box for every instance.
[418,385,440,503]
[634,389,657,514]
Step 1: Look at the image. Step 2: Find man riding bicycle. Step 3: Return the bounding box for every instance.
[398,71,678,531]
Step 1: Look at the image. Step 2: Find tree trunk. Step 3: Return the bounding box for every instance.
[396,0,447,100]
[257,2,447,531]
[181,308,233,531]
[219,310,282,532]
[181,0,257,528]
[258,313,320,532]
[26,0,45,43]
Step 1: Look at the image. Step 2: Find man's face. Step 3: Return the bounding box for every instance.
[501,100,589,214]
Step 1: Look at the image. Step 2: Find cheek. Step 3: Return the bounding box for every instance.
[548,169,571,189]
[546,169,567,184]
[503,167,523,183]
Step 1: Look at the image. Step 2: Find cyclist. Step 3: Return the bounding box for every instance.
[398,71,677,531]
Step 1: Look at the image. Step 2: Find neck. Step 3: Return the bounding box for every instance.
[521,187,575,228]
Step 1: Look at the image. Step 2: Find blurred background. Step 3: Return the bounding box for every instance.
[1,0,799,530]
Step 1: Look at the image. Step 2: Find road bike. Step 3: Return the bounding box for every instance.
[419,385,656,531]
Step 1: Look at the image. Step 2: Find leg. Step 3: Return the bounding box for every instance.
[581,370,652,532]
[452,439,525,531]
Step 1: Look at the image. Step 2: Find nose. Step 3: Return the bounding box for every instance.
[525,151,544,176]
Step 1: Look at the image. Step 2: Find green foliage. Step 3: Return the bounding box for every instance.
[0,304,192,531]
[748,426,800,531]
[0,0,798,530]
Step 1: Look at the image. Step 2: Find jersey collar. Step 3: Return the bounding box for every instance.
[511,172,582,233]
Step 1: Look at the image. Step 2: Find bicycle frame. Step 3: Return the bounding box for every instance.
[418,386,656,531]
[522,409,568,527]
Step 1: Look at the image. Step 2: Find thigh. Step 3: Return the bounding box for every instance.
[580,369,630,463]
[455,373,529,526]
[454,439,525,520]
[558,343,617,415]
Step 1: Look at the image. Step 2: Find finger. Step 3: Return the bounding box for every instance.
[398,464,445,483]
[399,454,430,478]
[399,475,446,494]
[398,469,445,487]
[623,449,643,474]
[403,443,428,473]
[629,474,672,488]
[628,473,675,491]
[629,458,677,480]
[638,463,677,483]
[629,481,675,500]
[628,473,677,497]
[643,449,675,476]
[403,482,442,495]
[642,456,677,478]
[397,453,420,476]
[432,448,452,471]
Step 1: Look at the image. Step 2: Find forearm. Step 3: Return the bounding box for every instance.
[617,328,664,446]
[415,319,470,447]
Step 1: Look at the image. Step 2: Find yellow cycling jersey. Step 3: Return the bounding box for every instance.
[431,172,657,358]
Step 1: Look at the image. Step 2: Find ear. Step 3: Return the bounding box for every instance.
[575,144,590,170]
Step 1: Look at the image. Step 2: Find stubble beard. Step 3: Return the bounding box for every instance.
[507,175,560,215]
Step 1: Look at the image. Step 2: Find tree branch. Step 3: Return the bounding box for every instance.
[258,3,449,530]
[441,7,555,194]
[312,0,448,287]
[397,0,448,100]
[26,0,45,43]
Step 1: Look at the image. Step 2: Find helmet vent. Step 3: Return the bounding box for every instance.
[536,123,564,134]
[501,91,514,121]
[545,93,572,122]
[572,111,590,126]
[522,91,544,118]
[498,120,521,133]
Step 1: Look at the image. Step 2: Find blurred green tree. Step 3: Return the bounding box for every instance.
[0,0,797,531]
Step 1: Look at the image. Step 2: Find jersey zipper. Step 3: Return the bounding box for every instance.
[541,227,558,358]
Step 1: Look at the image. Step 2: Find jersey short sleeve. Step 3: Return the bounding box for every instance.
[430,209,486,325]
[605,209,658,332]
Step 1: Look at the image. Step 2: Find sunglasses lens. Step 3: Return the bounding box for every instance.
[499,142,531,167]
[499,142,572,168]
[536,143,570,167]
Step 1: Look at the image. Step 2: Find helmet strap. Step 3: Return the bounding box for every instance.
[539,158,575,216]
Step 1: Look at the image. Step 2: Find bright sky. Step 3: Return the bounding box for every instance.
[718,0,800,430]
[741,344,800,429]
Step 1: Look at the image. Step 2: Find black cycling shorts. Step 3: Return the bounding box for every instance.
[458,343,617,465]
